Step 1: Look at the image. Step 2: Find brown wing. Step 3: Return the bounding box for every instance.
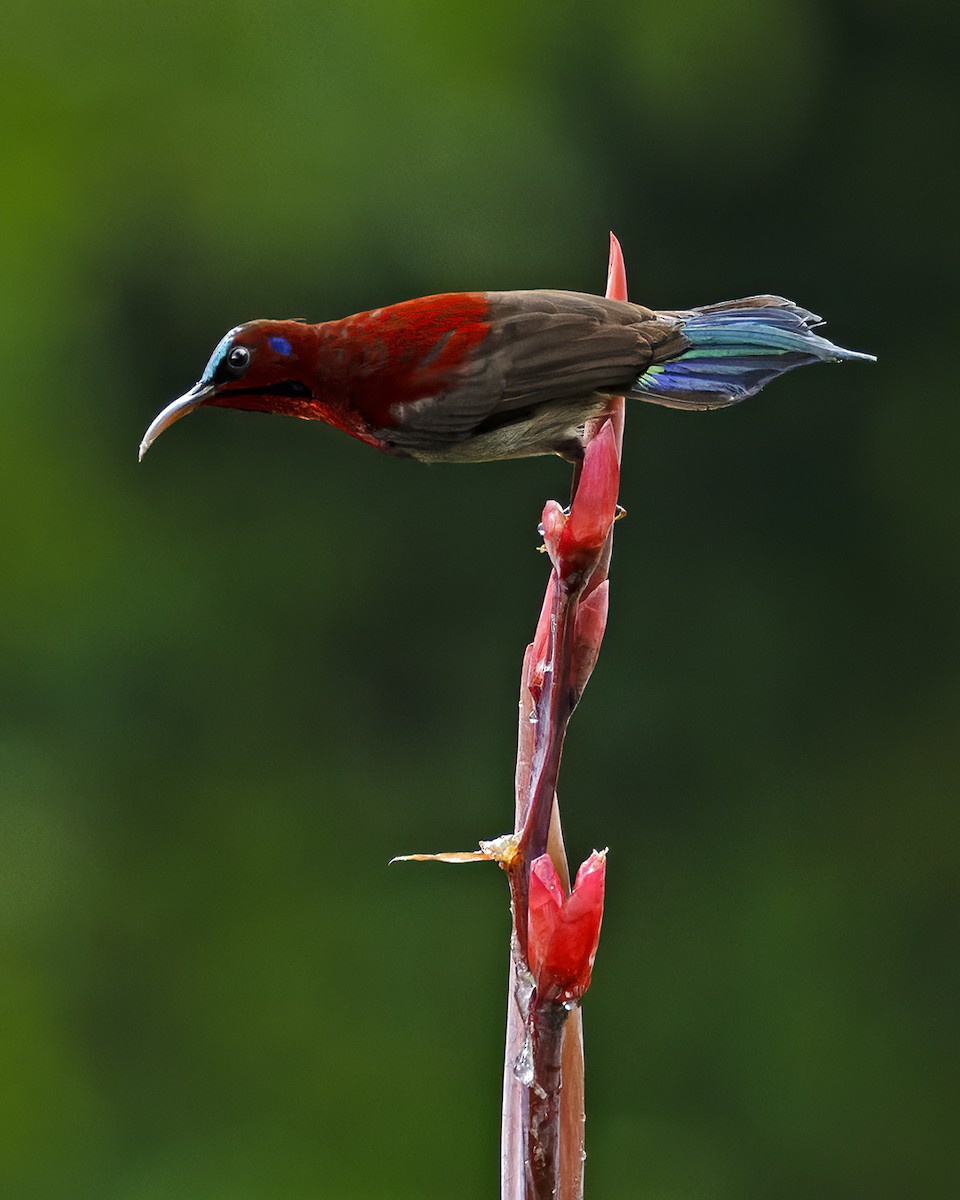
[484,291,686,405]
[382,290,688,452]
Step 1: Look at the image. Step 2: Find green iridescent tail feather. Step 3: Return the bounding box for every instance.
[631,296,875,411]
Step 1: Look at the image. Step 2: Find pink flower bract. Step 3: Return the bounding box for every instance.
[527,850,607,1003]
[541,421,621,581]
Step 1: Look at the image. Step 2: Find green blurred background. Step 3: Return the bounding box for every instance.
[2,1,957,1196]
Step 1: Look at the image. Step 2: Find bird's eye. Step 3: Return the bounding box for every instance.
[226,345,251,375]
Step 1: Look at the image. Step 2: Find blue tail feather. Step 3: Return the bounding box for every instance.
[630,298,875,411]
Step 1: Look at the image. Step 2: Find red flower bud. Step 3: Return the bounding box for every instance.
[563,422,620,556]
[570,580,609,704]
[540,423,621,583]
[527,850,606,1003]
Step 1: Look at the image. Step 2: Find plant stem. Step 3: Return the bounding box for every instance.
[501,233,628,1200]
[523,1001,570,1199]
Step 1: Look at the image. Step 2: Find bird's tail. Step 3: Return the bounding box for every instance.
[629,296,875,411]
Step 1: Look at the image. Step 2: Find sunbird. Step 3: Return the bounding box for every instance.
[140,290,874,463]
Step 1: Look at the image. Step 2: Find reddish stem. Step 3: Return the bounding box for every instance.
[512,574,586,951]
[502,234,628,1200]
[522,1002,570,1200]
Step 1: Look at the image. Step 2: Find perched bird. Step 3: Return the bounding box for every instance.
[139,290,874,463]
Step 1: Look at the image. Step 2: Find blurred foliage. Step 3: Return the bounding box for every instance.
[1,0,957,1196]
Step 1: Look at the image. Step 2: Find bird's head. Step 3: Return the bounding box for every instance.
[139,320,318,460]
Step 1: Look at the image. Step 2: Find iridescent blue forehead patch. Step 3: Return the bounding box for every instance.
[200,328,239,383]
[269,336,292,356]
